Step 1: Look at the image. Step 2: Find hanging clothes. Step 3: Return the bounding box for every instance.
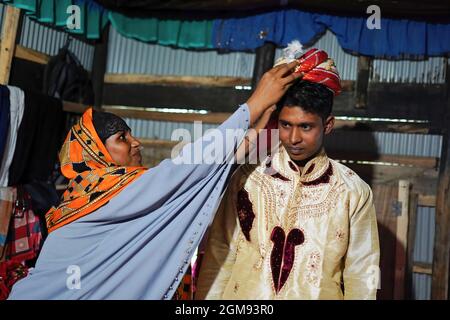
[3,187,43,263]
[0,260,28,300]
[8,91,64,186]
[0,187,15,261]
[0,86,11,165]
[0,0,108,39]
[0,86,25,187]
[0,186,42,300]
[212,9,450,58]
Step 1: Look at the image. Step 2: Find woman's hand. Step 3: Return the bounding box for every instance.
[246,60,301,125]
[235,105,276,162]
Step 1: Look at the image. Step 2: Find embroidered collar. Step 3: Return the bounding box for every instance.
[265,145,331,184]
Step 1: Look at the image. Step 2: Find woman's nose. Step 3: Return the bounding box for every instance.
[130,136,141,148]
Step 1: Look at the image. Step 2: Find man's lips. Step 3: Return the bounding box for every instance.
[288,147,304,155]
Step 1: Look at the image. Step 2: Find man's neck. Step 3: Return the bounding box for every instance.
[291,148,323,170]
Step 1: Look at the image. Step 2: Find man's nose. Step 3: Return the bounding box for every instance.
[289,127,302,144]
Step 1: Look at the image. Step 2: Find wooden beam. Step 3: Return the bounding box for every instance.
[102,106,231,124]
[92,25,110,109]
[355,56,372,109]
[418,194,437,207]
[14,44,50,64]
[0,5,21,84]
[333,120,431,134]
[63,101,91,114]
[103,83,252,113]
[105,73,355,91]
[394,180,410,300]
[104,74,251,87]
[328,151,438,169]
[432,58,450,300]
[413,262,433,275]
[252,41,276,89]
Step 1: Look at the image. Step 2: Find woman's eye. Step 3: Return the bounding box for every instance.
[119,134,126,140]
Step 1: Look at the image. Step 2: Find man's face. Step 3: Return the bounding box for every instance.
[278,105,334,164]
[104,130,143,167]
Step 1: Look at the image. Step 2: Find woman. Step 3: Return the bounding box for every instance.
[8,61,300,299]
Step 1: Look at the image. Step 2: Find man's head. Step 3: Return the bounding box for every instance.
[92,110,142,167]
[276,80,334,165]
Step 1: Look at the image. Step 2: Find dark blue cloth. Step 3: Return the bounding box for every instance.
[0,86,11,163]
[212,9,450,58]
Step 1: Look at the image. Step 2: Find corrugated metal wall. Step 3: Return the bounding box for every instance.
[107,27,255,77]
[412,206,435,300]
[413,273,432,300]
[123,117,217,140]
[371,57,446,84]
[19,16,94,71]
[325,131,442,158]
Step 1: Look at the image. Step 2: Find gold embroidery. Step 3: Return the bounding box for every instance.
[305,250,322,287]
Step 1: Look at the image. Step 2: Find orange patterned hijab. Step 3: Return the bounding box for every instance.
[45,108,146,233]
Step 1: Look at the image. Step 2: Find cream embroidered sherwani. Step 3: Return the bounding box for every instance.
[196,146,380,300]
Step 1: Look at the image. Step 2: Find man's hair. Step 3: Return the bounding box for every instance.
[276,80,334,120]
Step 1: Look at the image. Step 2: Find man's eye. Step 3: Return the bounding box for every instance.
[119,134,126,140]
[301,125,311,130]
[281,122,290,128]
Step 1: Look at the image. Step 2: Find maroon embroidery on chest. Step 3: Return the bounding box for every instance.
[305,163,315,175]
[236,189,255,241]
[271,173,290,181]
[270,226,305,294]
[302,163,333,186]
[288,161,298,172]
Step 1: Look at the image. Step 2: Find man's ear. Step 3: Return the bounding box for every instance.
[324,115,335,135]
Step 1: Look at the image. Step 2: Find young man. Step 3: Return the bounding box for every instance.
[196,49,380,300]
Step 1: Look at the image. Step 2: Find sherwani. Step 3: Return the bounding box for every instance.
[196,146,380,300]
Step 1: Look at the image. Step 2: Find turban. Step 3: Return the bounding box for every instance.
[275,42,342,96]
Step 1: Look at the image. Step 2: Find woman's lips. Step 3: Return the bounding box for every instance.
[132,151,142,160]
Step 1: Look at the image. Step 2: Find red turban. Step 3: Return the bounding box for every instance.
[294,48,342,96]
[274,47,342,96]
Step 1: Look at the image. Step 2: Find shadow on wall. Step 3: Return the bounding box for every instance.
[325,123,379,186]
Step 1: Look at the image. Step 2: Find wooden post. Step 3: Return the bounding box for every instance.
[406,193,418,299]
[394,179,410,299]
[92,24,109,110]
[251,42,276,89]
[431,58,450,300]
[0,5,20,85]
[355,56,372,109]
